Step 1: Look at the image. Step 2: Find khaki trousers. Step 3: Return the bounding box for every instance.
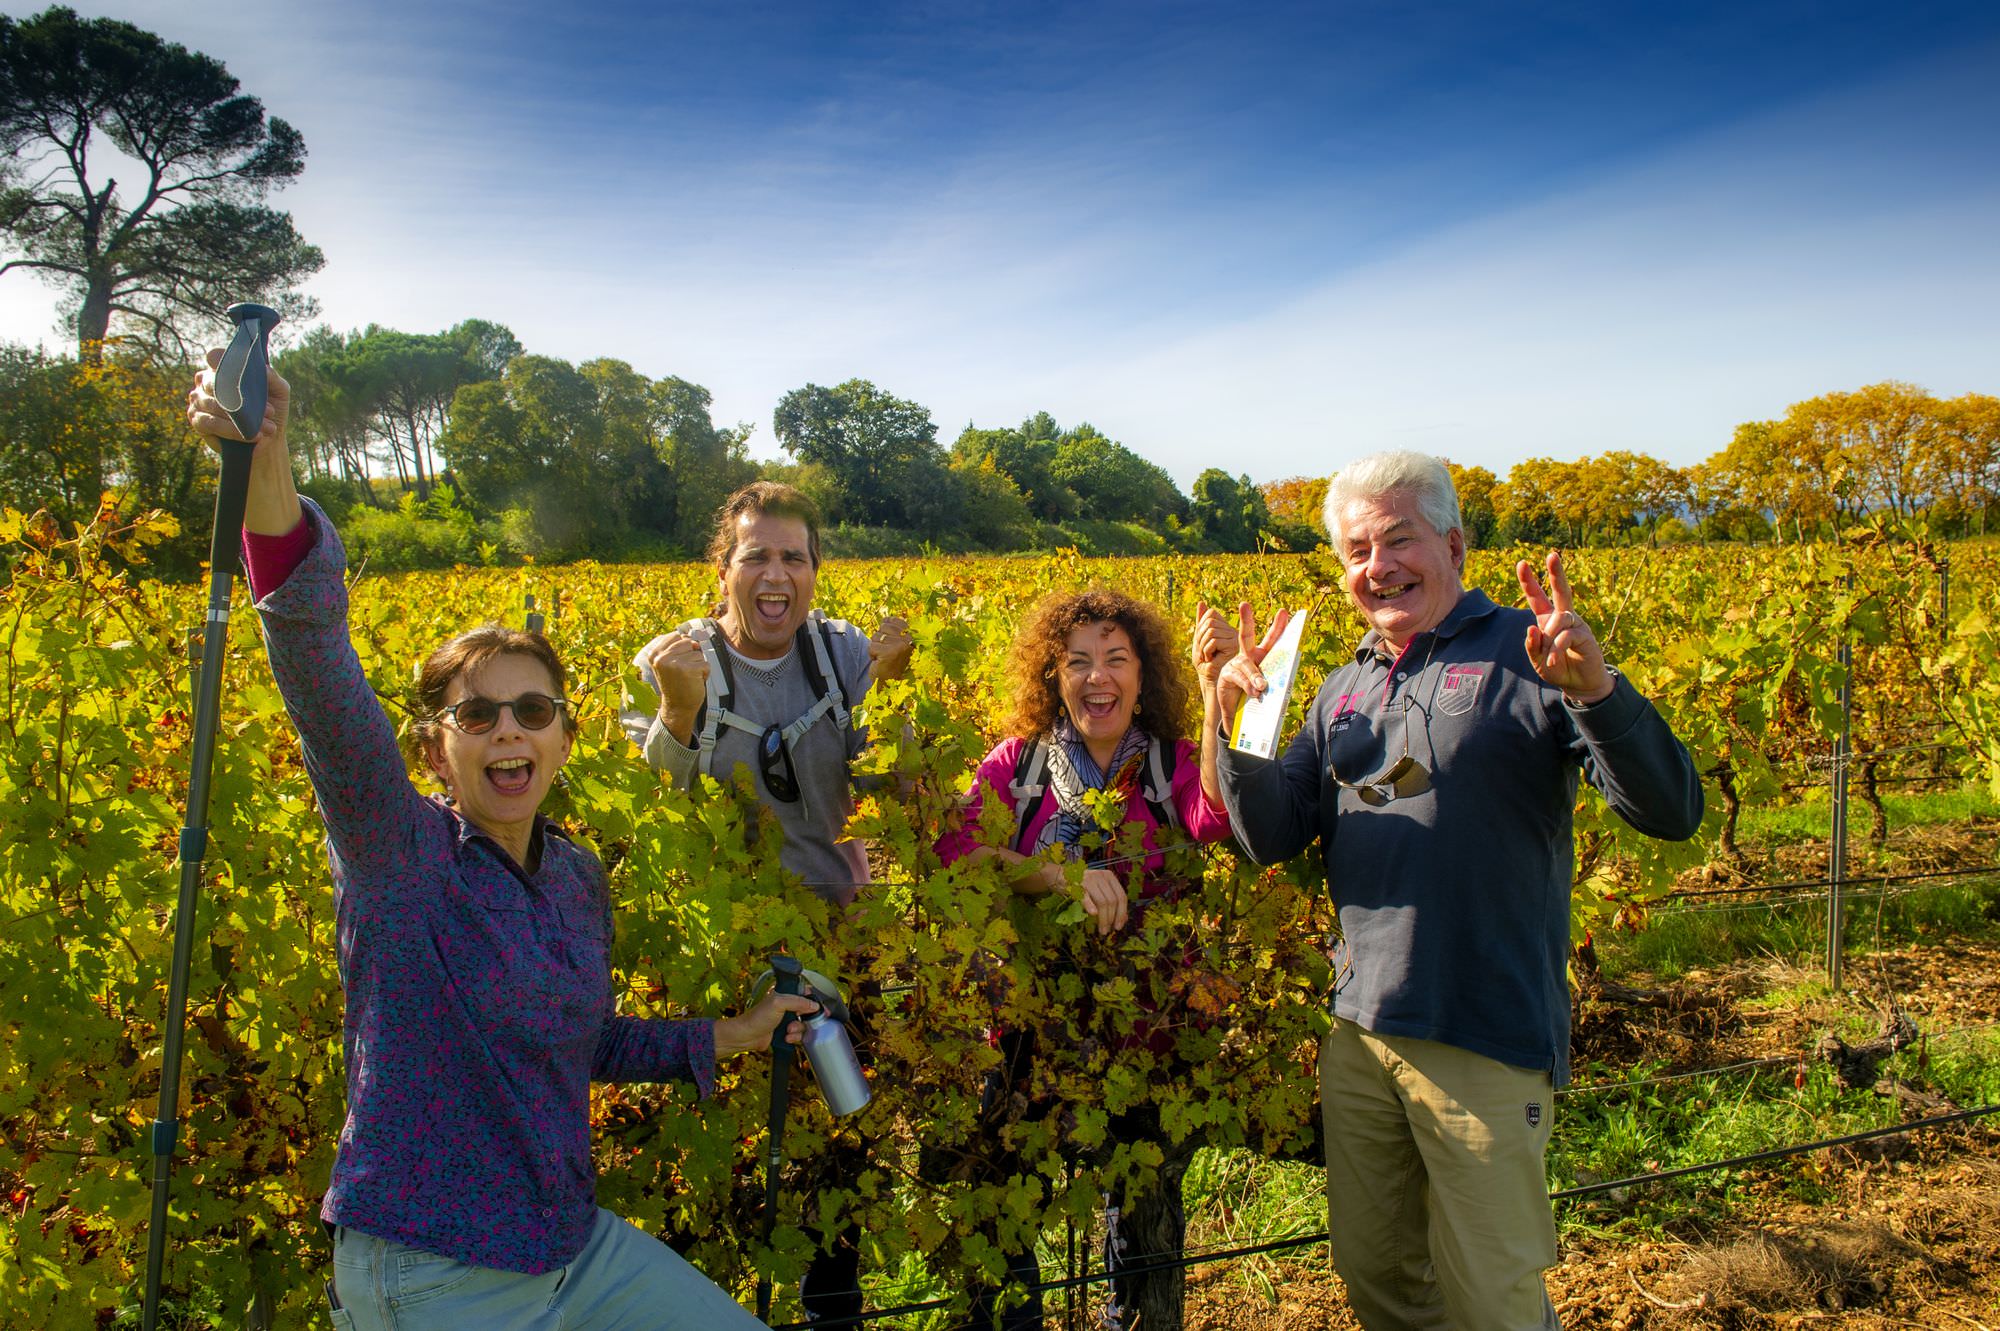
[1319,1017,1561,1331]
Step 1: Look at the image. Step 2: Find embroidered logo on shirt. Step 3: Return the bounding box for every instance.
[1329,692,1362,734]
[1436,664,1486,717]
[1526,1101,1543,1128]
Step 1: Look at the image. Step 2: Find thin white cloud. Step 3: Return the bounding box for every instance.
[3,4,1994,494]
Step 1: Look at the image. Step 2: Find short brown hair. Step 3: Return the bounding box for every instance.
[706,481,823,570]
[1003,588,1192,744]
[411,625,576,748]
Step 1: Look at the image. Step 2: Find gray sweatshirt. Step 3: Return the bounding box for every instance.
[643,613,874,903]
[1218,588,1702,1085]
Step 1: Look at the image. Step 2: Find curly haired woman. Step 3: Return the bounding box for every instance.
[935,588,1235,1328]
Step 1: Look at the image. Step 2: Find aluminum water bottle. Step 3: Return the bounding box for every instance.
[800,1008,871,1116]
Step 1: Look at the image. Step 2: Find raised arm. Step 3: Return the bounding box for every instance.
[1212,601,1323,866]
[1191,599,1241,809]
[637,629,708,788]
[187,347,300,539]
[1520,552,1702,839]
[186,358,422,871]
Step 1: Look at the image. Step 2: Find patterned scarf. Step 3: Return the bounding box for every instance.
[1034,718,1153,862]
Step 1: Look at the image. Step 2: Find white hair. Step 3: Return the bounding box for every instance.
[1322,451,1463,555]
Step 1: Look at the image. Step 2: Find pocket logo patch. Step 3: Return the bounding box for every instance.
[1437,665,1486,717]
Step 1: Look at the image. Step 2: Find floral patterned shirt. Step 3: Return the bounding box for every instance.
[252,500,716,1274]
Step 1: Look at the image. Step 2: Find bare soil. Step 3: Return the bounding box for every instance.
[1179,888,2000,1330]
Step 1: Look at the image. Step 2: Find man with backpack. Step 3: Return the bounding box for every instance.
[636,481,912,903]
[634,481,912,1322]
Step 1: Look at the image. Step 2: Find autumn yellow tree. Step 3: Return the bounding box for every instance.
[1260,474,1330,531]
[1441,460,1498,546]
[1495,457,1581,543]
[1927,392,1999,533]
[1833,381,1940,518]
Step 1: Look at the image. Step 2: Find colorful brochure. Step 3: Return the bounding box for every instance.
[1229,609,1308,759]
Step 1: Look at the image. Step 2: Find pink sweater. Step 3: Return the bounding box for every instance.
[937,735,1231,893]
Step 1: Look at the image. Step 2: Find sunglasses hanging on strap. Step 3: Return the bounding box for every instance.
[691,616,855,814]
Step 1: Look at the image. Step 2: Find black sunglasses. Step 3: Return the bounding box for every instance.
[758,723,801,803]
[438,692,568,735]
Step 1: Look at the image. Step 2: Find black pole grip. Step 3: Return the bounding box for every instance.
[214,303,281,445]
[770,953,804,1050]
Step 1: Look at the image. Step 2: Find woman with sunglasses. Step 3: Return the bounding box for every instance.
[933,588,1234,1329]
[187,358,816,1331]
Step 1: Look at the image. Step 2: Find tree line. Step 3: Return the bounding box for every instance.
[5,7,1997,575]
[1262,382,2000,549]
[0,8,1284,569]
[278,326,1300,565]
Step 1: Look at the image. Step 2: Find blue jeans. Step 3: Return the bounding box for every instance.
[326,1209,767,1330]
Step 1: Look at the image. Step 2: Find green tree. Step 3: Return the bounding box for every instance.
[1188,469,1272,552]
[952,415,1076,521]
[277,327,386,502]
[772,378,944,526]
[649,375,755,550]
[342,328,462,497]
[277,319,521,507]
[439,353,746,557]
[0,344,104,522]
[0,345,218,573]
[1049,423,1185,523]
[945,455,1037,548]
[439,354,608,553]
[0,6,322,359]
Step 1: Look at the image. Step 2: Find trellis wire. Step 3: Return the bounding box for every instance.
[766,1105,2000,1330]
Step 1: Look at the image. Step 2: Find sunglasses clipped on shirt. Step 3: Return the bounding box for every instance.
[1330,699,1432,807]
[437,692,569,735]
[1334,751,1433,807]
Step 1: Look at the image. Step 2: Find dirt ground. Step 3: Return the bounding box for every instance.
[1178,891,2000,1330]
[1181,1147,2000,1331]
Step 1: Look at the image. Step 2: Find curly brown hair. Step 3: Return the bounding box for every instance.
[1003,588,1193,744]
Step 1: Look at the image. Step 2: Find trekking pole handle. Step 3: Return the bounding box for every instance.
[212,303,281,447]
[769,954,804,1052]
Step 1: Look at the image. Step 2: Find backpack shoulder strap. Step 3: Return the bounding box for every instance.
[692,618,734,772]
[798,616,853,734]
[1143,735,1181,831]
[1007,739,1052,854]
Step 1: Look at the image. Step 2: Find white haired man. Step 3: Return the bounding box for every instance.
[1195,451,1703,1330]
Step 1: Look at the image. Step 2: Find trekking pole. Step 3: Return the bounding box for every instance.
[756,954,806,1323]
[142,303,281,1331]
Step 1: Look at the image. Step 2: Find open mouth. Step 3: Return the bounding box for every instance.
[1080,692,1121,721]
[754,593,790,625]
[487,756,534,796]
[1369,582,1415,602]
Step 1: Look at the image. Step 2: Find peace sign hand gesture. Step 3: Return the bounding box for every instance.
[1517,551,1615,704]
[1215,601,1293,722]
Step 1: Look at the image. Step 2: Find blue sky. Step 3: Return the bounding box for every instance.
[5,0,1999,486]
